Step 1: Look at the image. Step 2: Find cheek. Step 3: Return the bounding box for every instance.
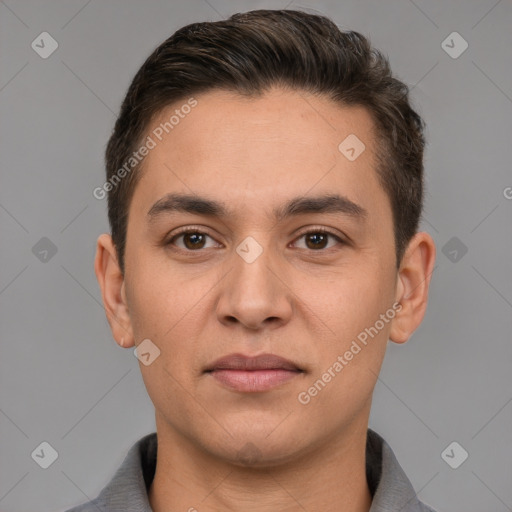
[125,258,220,381]
[305,264,394,335]
[125,250,204,335]
[301,264,395,397]
[296,274,392,424]
[127,268,207,417]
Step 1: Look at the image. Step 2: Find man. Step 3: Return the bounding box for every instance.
[69,9,437,512]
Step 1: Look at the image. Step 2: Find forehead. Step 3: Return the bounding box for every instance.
[132,88,390,227]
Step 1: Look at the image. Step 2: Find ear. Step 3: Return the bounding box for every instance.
[390,231,436,344]
[94,233,135,348]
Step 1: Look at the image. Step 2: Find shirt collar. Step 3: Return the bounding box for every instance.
[84,429,433,511]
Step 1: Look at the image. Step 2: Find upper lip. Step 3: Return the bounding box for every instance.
[205,353,303,372]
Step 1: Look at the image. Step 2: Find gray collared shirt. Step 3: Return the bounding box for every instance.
[65,429,437,511]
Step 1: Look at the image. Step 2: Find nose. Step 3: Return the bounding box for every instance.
[215,242,294,331]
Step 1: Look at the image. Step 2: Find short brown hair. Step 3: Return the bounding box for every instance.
[105,9,426,272]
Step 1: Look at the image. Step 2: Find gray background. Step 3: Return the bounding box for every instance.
[1,0,511,511]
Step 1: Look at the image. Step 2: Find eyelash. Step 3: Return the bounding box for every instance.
[165,226,346,252]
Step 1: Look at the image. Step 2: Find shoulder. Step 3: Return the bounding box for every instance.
[64,500,102,512]
[62,432,157,512]
[367,429,439,512]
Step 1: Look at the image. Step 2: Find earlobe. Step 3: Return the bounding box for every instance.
[94,234,135,348]
[389,232,436,344]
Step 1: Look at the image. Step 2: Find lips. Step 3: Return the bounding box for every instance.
[205,353,302,372]
[205,353,304,393]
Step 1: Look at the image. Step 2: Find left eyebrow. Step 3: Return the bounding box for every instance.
[147,193,368,223]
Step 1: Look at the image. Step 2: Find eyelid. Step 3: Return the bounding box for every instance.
[292,225,346,242]
[166,225,221,247]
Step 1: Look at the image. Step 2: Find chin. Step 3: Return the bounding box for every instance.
[205,430,310,469]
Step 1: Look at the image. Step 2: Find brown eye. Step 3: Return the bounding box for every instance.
[305,232,329,250]
[167,229,218,251]
[181,232,207,250]
[293,229,344,251]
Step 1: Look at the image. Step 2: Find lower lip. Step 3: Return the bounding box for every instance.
[208,369,301,392]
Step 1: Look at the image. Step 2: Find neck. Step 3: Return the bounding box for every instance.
[148,417,373,512]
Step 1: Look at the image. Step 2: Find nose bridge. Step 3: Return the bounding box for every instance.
[234,237,275,291]
[216,234,292,329]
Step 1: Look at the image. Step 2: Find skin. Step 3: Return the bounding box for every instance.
[95,87,436,512]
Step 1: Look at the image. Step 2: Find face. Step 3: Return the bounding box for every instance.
[101,88,422,465]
